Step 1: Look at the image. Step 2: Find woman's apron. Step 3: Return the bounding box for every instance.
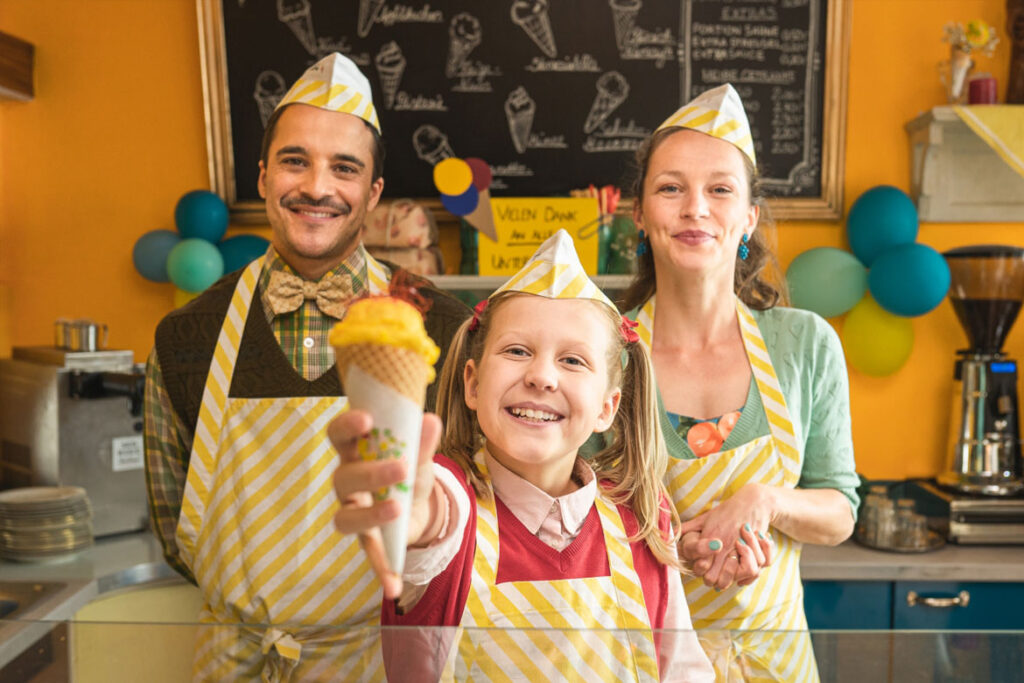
[637,296,819,683]
[446,451,661,682]
[176,255,391,682]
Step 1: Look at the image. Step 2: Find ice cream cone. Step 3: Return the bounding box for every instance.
[609,0,640,52]
[447,13,482,77]
[584,71,629,133]
[278,0,318,54]
[464,188,497,242]
[504,87,536,154]
[358,0,386,38]
[412,125,455,165]
[330,297,440,574]
[254,71,287,127]
[511,0,557,57]
[375,42,406,109]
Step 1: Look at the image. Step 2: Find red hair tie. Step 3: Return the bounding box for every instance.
[620,315,639,343]
[468,298,489,331]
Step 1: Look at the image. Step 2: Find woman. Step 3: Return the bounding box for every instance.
[620,84,860,682]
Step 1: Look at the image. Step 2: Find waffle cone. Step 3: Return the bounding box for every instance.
[338,343,431,406]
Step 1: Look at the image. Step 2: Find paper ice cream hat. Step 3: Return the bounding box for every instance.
[657,83,755,165]
[275,53,380,133]
[492,229,616,310]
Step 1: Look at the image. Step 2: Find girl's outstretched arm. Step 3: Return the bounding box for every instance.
[328,409,444,599]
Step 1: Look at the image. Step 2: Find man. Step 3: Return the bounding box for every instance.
[143,53,469,680]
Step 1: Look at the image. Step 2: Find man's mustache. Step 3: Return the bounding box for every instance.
[281,194,351,215]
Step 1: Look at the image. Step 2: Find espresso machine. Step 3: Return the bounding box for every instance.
[0,346,149,537]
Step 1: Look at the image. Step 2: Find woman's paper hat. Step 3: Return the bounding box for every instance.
[275,52,380,133]
[657,83,755,164]
[491,229,616,310]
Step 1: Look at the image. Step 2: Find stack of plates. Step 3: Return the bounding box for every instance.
[0,486,94,562]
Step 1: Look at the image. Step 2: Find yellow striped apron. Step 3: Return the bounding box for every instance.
[637,296,819,683]
[448,451,660,682]
[176,255,392,682]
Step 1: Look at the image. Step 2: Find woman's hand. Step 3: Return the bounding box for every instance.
[678,483,776,590]
[328,409,443,600]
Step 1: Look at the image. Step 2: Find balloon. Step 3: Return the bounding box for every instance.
[218,234,270,273]
[846,185,918,267]
[174,288,199,308]
[441,185,480,216]
[841,295,915,376]
[786,247,868,318]
[433,158,473,195]
[166,238,225,293]
[868,243,951,317]
[175,190,229,243]
[132,229,181,282]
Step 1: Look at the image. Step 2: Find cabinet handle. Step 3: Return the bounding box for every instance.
[906,590,970,608]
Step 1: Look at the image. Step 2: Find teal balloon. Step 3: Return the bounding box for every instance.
[218,234,270,273]
[786,247,868,318]
[132,229,180,282]
[166,238,225,293]
[847,185,918,267]
[868,243,951,317]
[175,190,229,243]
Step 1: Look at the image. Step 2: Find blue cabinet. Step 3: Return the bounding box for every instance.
[803,580,892,629]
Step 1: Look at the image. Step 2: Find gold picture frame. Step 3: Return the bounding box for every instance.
[197,0,850,223]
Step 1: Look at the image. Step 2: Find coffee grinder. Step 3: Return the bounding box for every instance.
[940,245,1024,496]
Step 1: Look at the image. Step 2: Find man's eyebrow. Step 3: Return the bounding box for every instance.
[332,153,366,168]
[274,145,307,157]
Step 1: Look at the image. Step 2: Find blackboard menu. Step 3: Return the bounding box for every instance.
[206,0,840,212]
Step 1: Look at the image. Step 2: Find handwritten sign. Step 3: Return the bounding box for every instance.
[479,198,600,276]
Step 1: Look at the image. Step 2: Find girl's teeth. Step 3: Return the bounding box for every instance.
[511,407,557,421]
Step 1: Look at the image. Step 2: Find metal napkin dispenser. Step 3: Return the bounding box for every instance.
[0,347,148,537]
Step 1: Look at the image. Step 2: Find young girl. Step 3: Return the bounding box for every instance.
[331,230,714,682]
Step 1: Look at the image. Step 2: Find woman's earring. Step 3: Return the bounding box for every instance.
[738,233,750,261]
[636,229,648,256]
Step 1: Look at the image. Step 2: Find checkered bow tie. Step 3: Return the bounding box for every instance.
[265,270,356,319]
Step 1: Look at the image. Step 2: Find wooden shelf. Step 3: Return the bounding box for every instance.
[0,31,33,101]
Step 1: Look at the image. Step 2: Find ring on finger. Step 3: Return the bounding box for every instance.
[728,554,739,561]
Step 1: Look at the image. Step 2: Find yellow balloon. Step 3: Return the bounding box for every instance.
[433,158,473,195]
[174,288,199,308]
[841,295,914,376]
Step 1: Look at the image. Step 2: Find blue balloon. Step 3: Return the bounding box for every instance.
[868,243,951,317]
[847,186,918,267]
[132,229,181,282]
[218,234,270,273]
[166,238,225,293]
[786,247,868,318]
[440,185,479,216]
[175,190,229,242]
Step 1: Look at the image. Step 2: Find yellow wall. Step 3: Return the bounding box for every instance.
[0,0,1019,479]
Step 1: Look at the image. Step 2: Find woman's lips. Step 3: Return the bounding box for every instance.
[673,230,714,246]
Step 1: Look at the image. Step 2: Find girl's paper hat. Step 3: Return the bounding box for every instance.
[656,83,755,164]
[275,52,380,133]
[491,229,616,310]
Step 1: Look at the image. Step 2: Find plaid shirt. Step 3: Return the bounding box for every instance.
[143,245,376,583]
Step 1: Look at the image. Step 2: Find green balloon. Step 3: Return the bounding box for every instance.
[166,238,224,293]
[786,247,868,318]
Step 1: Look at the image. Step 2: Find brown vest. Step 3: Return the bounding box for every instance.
[155,264,471,444]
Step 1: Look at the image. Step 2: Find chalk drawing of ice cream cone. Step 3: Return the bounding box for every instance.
[358,0,386,38]
[375,42,406,109]
[608,0,641,52]
[278,0,318,55]
[504,86,536,154]
[447,13,483,77]
[511,0,557,58]
[254,71,287,127]
[584,71,629,133]
[412,125,455,165]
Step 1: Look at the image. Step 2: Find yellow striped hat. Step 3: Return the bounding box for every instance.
[492,229,616,309]
[275,52,380,133]
[657,83,755,164]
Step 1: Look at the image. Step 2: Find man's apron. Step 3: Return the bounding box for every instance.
[445,450,661,682]
[637,297,819,683]
[176,255,390,682]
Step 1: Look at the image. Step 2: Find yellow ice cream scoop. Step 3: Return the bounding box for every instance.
[329,297,440,382]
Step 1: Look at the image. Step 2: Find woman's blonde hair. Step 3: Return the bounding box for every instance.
[435,291,681,568]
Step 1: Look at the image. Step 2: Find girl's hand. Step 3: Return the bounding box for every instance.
[678,483,775,590]
[328,409,443,600]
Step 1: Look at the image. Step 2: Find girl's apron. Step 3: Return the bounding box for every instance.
[637,296,819,683]
[176,255,391,682]
[447,451,661,682]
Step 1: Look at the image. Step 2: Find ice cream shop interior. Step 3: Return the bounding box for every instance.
[2,0,1024,680]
